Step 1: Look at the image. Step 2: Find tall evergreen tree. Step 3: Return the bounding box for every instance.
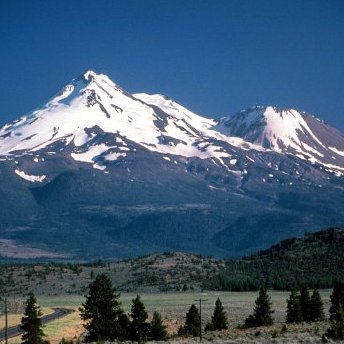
[211,297,228,330]
[79,273,122,342]
[20,293,48,344]
[323,282,344,341]
[310,289,325,322]
[300,286,312,323]
[324,305,344,341]
[130,295,149,342]
[184,304,200,336]
[149,311,167,340]
[245,286,274,327]
[329,281,344,322]
[286,290,303,324]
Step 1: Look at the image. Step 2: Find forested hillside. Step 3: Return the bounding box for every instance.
[206,228,344,291]
[1,228,343,296]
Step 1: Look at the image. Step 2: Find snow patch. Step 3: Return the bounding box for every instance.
[104,152,126,161]
[93,163,106,171]
[15,169,46,183]
[71,144,110,163]
[329,146,344,157]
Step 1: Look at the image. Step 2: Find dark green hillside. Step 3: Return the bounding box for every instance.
[206,228,344,291]
[1,228,343,296]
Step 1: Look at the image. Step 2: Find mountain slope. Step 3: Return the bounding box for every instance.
[0,71,245,171]
[207,228,344,291]
[217,106,344,176]
[0,71,344,260]
[1,228,343,295]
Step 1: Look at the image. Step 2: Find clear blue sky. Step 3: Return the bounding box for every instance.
[1,0,344,131]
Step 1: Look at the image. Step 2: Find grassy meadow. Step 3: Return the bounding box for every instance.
[0,290,333,343]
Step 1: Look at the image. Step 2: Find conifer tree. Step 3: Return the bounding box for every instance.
[329,281,344,322]
[286,290,303,324]
[211,297,228,330]
[79,273,122,342]
[324,305,344,341]
[245,286,274,327]
[323,282,344,341]
[130,295,149,342]
[149,311,167,340]
[184,304,200,336]
[20,293,48,344]
[310,289,324,322]
[115,312,131,341]
[300,286,312,323]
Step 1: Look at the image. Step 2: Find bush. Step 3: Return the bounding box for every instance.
[58,339,73,344]
[178,325,187,336]
[205,321,215,332]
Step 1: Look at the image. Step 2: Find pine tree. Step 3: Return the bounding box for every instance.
[329,281,344,322]
[310,289,324,322]
[184,304,200,336]
[245,286,274,327]
[115,312,131,341]
[79,273,123,342]
[323,282,344,341]
[324,305,344,341]
[130,295,149,342]
[286,290,303,324]
[149,311,167,340]
[211,297,228,330]
[20,293,48,344]
[300,286,312,323]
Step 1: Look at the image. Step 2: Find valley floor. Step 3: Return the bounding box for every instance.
[0,290,338,343]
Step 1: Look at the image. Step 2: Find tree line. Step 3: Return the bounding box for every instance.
[18,275,344,343]
[205,228,344,292]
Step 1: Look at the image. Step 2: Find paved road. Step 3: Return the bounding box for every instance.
[0,307,72,342]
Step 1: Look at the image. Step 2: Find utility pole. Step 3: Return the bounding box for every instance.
[5,296,8,344]
[195,298,208,341]
[4,257,9,344]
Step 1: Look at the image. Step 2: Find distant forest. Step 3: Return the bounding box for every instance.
[1,228,343,296]
[205,228,344,291]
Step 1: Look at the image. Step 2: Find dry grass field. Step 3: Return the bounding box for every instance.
[0,290,334,343]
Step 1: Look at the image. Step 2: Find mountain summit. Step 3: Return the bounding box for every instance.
[1,71,344,179]
[217,106,344,174]
[0,71,344,260]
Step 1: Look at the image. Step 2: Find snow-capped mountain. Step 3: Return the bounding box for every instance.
[1,71,344,183]
[0,71,266,185]
[217,106,344,176]
[0,71,343,260]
